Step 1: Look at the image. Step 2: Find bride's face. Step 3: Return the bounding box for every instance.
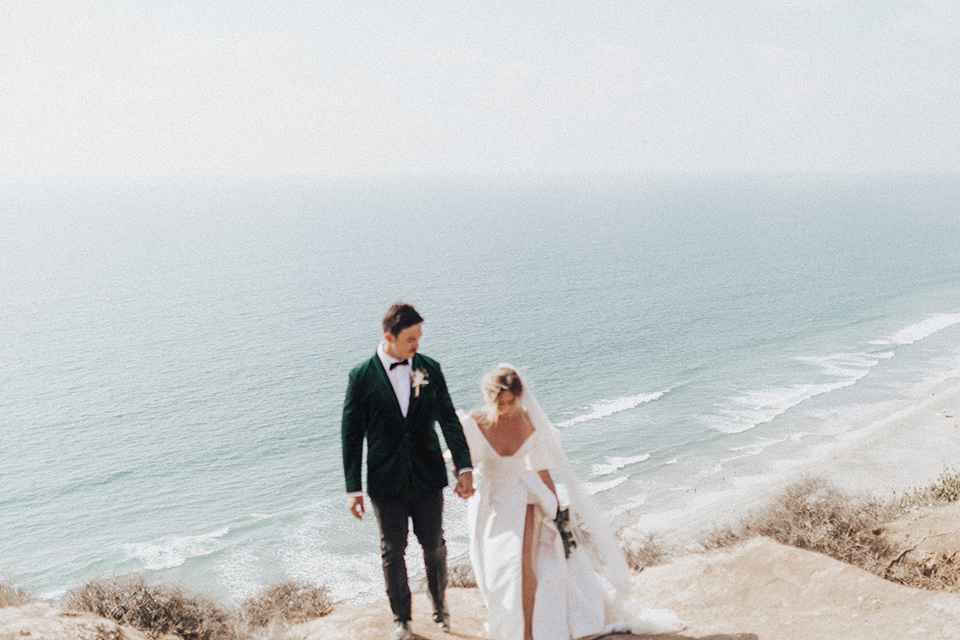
[494,390,520,417]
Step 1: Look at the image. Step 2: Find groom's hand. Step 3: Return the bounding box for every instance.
[347,495,365,519]
[453,471,474,499]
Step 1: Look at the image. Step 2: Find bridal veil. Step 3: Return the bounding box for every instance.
[504,364,684,635]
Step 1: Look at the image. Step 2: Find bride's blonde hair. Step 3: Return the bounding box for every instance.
[480,365,524,404]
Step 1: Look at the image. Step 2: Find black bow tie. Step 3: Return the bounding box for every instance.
[389,359,410,370]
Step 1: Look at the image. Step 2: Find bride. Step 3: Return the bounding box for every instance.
[456,365,684,640]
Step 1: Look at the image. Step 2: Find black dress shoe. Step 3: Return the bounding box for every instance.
[433,611,451,633]
[390,620,413,640]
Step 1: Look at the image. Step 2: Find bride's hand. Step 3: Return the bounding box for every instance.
[454,470,475,499]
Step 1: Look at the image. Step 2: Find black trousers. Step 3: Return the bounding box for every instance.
[371,491,447,623]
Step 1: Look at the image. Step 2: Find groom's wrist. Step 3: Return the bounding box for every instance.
[347,491,364,497]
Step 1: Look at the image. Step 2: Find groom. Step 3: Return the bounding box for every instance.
[342,302,474,640]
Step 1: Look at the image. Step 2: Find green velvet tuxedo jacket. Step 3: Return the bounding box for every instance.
[341,352,472,502]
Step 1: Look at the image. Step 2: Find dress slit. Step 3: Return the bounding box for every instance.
[522,503,540,639]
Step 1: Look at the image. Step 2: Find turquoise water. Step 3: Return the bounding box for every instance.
[2,174,959,603]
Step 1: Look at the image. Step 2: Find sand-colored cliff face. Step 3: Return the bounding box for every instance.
[244,502,960,640]
[5,518,960,640]
[274,531,960,640]
[0,602,160,640]
[633,536,960,640]
[869,502,960,584]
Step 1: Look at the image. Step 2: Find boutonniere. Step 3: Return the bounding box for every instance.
[410,368,429,398]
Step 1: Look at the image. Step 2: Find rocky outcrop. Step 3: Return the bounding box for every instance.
[633,536,960,640]
[0,602,157,640]
[870,502,960,587]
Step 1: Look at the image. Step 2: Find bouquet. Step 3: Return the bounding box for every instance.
[554,507,577,559]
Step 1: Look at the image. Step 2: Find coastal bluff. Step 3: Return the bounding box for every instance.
[633,536,960,639]
[5,505,960,640]
[0,602,158,640]
[289,535,960,640]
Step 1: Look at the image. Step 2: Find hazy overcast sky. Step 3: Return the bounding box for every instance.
[2,1,958,182]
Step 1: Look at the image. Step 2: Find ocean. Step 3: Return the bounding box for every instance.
[2,173,959,604]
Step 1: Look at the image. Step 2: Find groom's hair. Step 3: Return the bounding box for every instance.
[382,302,424,336]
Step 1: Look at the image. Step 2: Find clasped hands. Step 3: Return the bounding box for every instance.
[453,469,475,499]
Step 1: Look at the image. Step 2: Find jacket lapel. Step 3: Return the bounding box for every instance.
[372,352,408,422]
[406,354,421,420]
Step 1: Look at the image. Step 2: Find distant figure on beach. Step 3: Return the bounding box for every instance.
[458,365,684,640]
[341,302,474,640]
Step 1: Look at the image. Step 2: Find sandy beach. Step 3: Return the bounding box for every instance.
[616,375,960,548]
[818,375,960,494]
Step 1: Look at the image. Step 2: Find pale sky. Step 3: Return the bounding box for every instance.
[2,0,958,182]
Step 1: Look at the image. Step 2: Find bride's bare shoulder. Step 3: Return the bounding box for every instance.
[469,409,489,426]
[519,407,534,426]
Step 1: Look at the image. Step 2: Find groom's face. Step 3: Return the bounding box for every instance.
[385,323,422,360]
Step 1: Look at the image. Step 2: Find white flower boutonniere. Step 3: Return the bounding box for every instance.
[411,368,429,398]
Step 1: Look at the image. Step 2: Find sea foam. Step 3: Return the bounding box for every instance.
[583,477,628,495]
[558,391,667,428]
[703,378,865,434]
[882,313,960,346]
[125,527,230,571]
[703,351,878,434]
[797,352,883,377]
[592,454,651,476]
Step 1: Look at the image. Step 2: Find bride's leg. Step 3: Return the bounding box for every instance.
[522,504,537,640]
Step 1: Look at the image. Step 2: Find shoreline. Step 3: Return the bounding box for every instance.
[616,374,960,547]
[816,374,960,494]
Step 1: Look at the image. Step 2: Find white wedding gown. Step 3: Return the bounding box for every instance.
[459,407,683,640]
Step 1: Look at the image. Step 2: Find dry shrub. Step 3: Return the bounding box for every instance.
[895,468,960,508]
[412,555,476,591]
[702,474,960,593]
[63,575,238,640]
[239,580,333,628]
[879,467,960,591]
[0,581,32,607]
[619,531,671,572]
[446,556,477,589]
[884,552,960,591]
[702,477,889,572]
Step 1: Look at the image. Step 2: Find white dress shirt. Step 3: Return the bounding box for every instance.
[377,342,412,417]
